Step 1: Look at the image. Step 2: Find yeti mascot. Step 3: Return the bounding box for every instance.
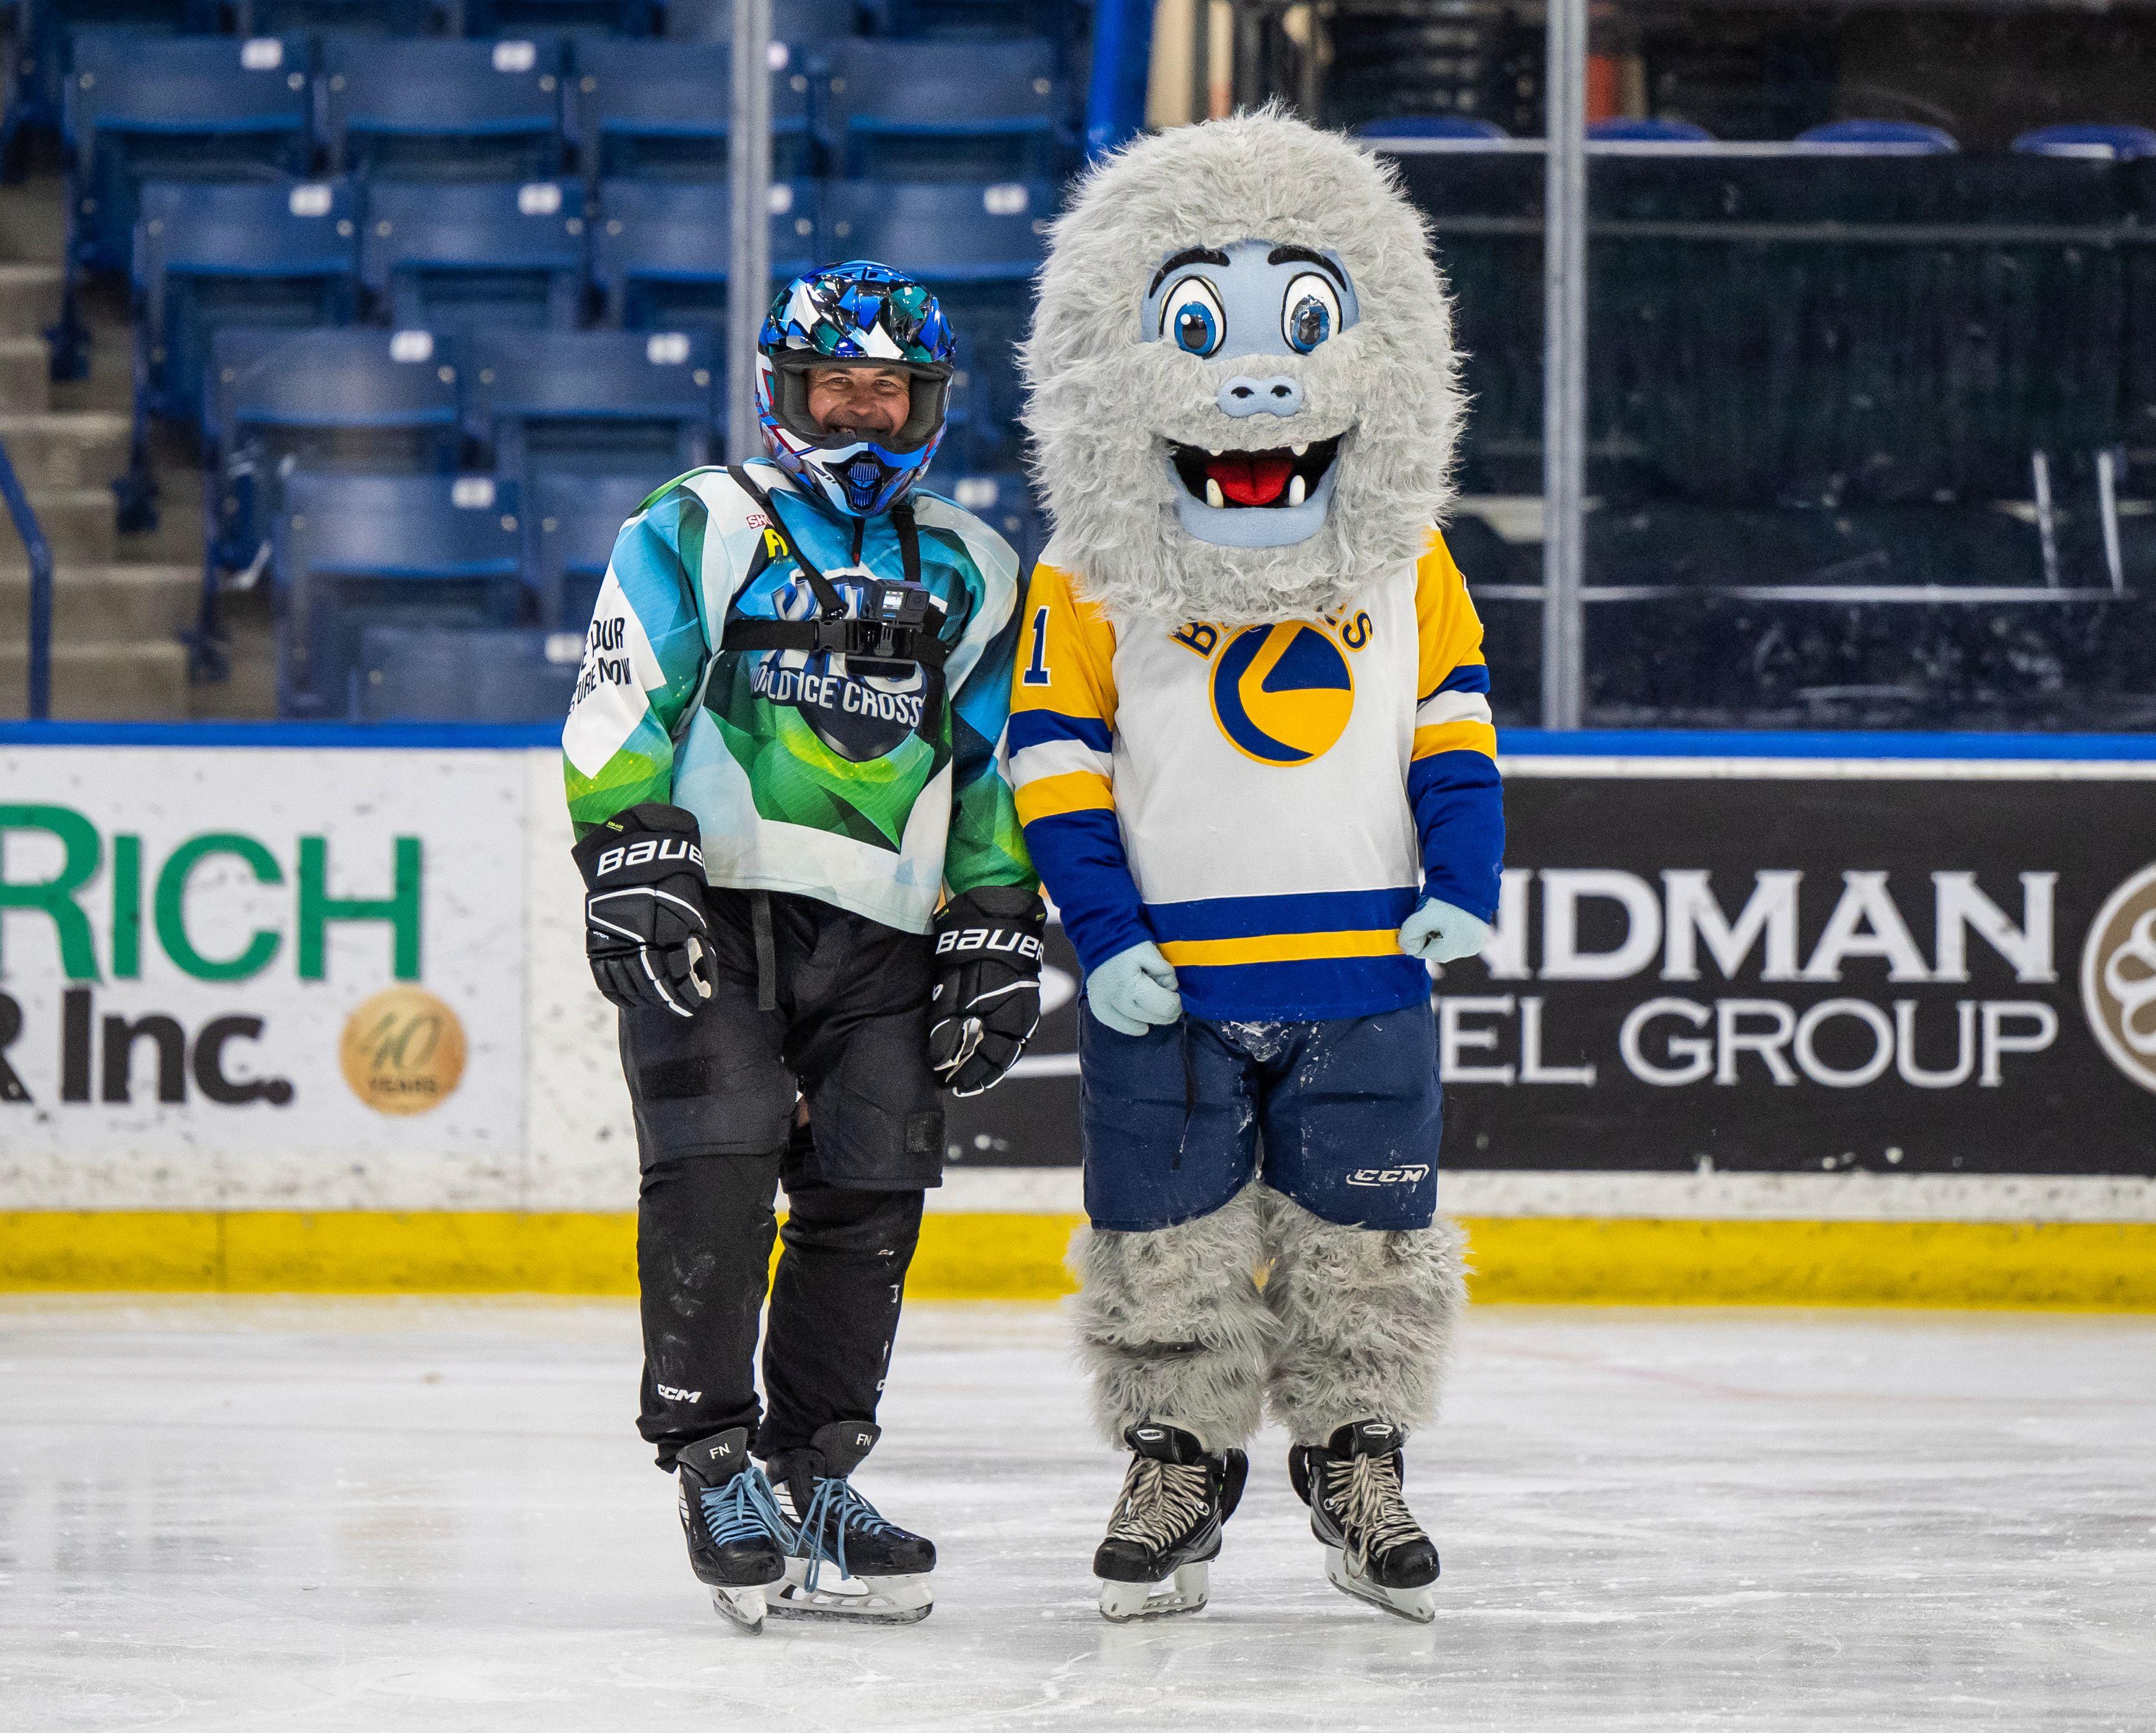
[1008,110,1504,1624]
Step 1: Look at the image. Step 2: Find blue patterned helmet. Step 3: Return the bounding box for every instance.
[756,260,958,518]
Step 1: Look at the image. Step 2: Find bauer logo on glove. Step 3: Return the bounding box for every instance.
[928,886,1047,1096]
[572,803,717,1019]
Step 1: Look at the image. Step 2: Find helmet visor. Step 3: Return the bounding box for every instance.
[768,354,953,456]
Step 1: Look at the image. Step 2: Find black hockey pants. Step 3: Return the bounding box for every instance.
[623,887,943,1469]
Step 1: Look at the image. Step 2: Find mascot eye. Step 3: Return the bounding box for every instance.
[1281,273,1341,354]
[1161,279,1225,356]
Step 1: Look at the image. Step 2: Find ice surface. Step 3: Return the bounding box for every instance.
[2,1297,2153,1731]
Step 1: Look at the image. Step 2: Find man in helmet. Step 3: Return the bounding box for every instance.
[561,261,1044,1631]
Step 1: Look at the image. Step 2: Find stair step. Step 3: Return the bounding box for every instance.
[0,261,63,340]
[0,639,190,720]
[0,562,198,641]
[0,485,119,562]
[0,180,68,264]
[0,335,47,413]
[0,409,129,490]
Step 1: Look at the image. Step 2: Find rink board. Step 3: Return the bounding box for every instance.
[2,724,2154,1304]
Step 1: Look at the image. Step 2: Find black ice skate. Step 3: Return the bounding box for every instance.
[766,1421,935,1625]
[674,1428,795,1633]
[1290,1420,1441,1624]
[1093,1422,1248,1622]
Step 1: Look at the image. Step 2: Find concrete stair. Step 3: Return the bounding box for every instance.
[0,167,271,721]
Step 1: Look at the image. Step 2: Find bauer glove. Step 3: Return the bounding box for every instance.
[572,803,715,1018]
[928,886,1047,1096]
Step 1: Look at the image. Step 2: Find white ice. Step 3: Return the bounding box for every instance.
[3,1297,2153,1731]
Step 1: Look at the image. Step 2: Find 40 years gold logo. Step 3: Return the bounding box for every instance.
[2082,863,2156,1096]
[339,987,467,1115]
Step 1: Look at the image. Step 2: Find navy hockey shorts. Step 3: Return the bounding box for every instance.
[1078,999,1442,1233]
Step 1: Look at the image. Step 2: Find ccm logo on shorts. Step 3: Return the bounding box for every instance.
[935,927,1045,962]
[1345,1164,1432,1187]
[595,838,704,878]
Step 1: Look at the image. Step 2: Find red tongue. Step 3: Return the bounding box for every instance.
[1206,452,1294,506]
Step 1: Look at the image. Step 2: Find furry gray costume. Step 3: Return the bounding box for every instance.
[1012,111,1503,1624]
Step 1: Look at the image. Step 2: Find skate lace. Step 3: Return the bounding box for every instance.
[795,1477,901,1590]
[1104,1458,1209,1552]
[699,1465,796,1553]
[1329,1452,1423,1573]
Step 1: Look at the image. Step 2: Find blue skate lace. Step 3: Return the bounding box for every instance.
[699,1464,796,1553]
[795,1477,902,1590]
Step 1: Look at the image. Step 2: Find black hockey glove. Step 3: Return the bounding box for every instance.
[928,886,1046,1097]
[572,803,715,1018]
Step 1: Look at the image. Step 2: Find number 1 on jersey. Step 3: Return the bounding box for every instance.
[1022,604,1052,686]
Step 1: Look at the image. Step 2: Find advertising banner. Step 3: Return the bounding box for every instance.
[949,758,2156,1178]
[0,747,529,1206]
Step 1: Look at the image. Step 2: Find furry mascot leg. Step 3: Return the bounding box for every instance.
[1259,1187,1469,1442]
[1068,1181,1277,1452]
[1260,1189,1467,1623]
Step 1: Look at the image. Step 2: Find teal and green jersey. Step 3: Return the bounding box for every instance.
[562,461,1035,933]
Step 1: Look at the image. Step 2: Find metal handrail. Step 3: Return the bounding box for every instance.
[0,433,52,720]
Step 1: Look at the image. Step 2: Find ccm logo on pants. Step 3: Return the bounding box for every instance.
[1346,1164,1432,1187]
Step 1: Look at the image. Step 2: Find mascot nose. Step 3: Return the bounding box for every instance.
[1216,374,1303,419]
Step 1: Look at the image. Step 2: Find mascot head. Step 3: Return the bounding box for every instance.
[1022,108,1462,624]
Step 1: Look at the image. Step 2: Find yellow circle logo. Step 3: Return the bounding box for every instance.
[340,987,467,1116]
[1208,622,1355,765]
[2082,863,2156,1095]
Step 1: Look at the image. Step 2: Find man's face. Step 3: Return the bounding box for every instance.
[806,365,910,440]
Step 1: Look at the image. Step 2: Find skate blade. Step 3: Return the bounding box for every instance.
[1324,1546,1436,1626]
[766,1558,933,1625]
[709,1583,770,1633]
[1097,1561,1209,1623]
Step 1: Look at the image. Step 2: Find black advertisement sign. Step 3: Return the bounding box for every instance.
[948,766,2156,1178]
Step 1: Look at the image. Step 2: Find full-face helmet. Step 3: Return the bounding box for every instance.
[755,260,957,518]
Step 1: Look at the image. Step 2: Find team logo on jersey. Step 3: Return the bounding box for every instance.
[1208,623,1355,765]
[748,570,935,762]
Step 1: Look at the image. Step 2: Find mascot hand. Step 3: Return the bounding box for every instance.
[1399,896,1490,966]
[1086,941,1184,1036]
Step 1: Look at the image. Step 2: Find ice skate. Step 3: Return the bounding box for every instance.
[1093,1423,1249,1622]
[766,1423,935,1625]
[1290,1420,1440,1625]
[673,1429,793,1633]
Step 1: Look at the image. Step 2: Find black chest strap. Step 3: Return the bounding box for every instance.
[722,465,946,668]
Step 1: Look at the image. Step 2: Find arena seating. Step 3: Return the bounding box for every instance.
[356,622,582,722]
[462,326,716,483]
[528,468,659,629]
[319,35,567,181]
[275,471,528,716]
[359,177,588,330]
[826,36,1058,180]
[571,39,814,180]
[590,176,822,330]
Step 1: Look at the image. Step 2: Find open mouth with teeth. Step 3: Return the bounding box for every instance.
[1167,435,1342,510]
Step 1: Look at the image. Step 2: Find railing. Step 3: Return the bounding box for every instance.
[0,432,52,720]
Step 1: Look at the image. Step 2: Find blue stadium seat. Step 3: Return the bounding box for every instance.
[939,471,1041,566]
[64,32,316,275]
[133,178,359,436]
[825,37,1057,180]
[357,624,583,723]
[530,469,659,629]
[569,39,813,180]
[465,326,715,486]
[320,36,566,181]
[462,0,661,33]
[2014,124,2156,160]
[663,0,860,43]
[231,0,436,30]
[1796,120,1957,154]
[275,471,528,717]
[207,324,462,584]
[1586,117,1714,144]
[591,177,820,331]
[823,178,1047,465]
[1353,116,1510,142]
[0,4,206,173]
[361,178,588,331]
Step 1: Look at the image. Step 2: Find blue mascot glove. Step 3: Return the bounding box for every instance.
[1086,940,1184,1036]
[1399,896,1491,966]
